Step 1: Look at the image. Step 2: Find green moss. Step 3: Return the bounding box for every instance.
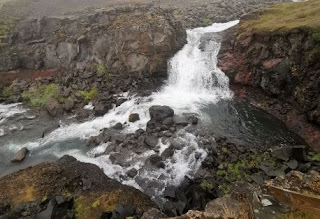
[200,180,214,190]
[216,152,277,182]
[202,18,212,24]
[308,153,320,162]
[218,183,232,195]
[92,200,100,208]
[96,64,109,75]
[80,86,98,101]
[22,83,60,107]
[240,0,320,33]
[2,85,13,97]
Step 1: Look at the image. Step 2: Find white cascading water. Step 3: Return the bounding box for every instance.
[0,20,239,199]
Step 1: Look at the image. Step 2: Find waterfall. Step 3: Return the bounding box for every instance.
[152,20,239,112]
[0,20,240,199]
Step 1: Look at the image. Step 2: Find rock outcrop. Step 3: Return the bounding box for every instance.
[0,6,186,78]
[0,155,157,218]
[218,0,320,149]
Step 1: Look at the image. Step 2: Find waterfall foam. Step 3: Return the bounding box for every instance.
[0,20,239,200]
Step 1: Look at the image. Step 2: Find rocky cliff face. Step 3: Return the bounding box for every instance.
[219,28,320,126]
[218,0,320,150]
[0,6,186,77]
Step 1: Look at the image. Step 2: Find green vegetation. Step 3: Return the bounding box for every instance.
[80,86,98,101]
[22,83,60,107]
[216,152,277,181]
[308,152,320,162]
[96,64,109,75]
[202,18,212,24]
[200,180,214,191]
[91,200,100,208]
[240,0,320,33]
[2,85,13,97]
[218,183,232,195]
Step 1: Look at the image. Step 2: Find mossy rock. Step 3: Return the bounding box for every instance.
[0,156,156,218]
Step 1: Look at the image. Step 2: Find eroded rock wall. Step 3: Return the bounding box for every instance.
[0,6,186,77]
[219,28,320,126]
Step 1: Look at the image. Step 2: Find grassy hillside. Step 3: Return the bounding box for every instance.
[240,0,320,33]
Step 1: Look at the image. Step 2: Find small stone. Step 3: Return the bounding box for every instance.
[261,199,272,207]
[11,147,29,163]
[113,123,123,130]
[129,113,140,123]
[45,98,63,117]
[63,97,75,111]
[135,129,144,135]
[163,186,176,199]
[116,98,127,107]
[195,152,202,160]
[94,102,109,116]
[161,147,174,159]
[127,168,138,178]
[286,159,298,170]
[145,136,158,148]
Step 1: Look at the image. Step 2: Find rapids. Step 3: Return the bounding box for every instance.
[0,20,302,202]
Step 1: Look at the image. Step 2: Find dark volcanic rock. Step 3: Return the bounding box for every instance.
[113,123,123,130]
[94,102,110,116]
[144,135,158,148]
[11,147,29,163]
[272,145,307,162]
[127,168,138,178]
[1,196,74,219]
[101,205,136,219]
[42,124,60,138]
[149,106,174,122]
[76,109,90,120]
[161,147,175,159]
[0,203,10,215]
[146,154,165,169]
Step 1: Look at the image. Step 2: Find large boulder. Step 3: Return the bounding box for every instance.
[149,106,174,122]
[0,156,157,218]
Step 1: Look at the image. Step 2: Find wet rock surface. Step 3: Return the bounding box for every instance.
[11,147,29,163]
